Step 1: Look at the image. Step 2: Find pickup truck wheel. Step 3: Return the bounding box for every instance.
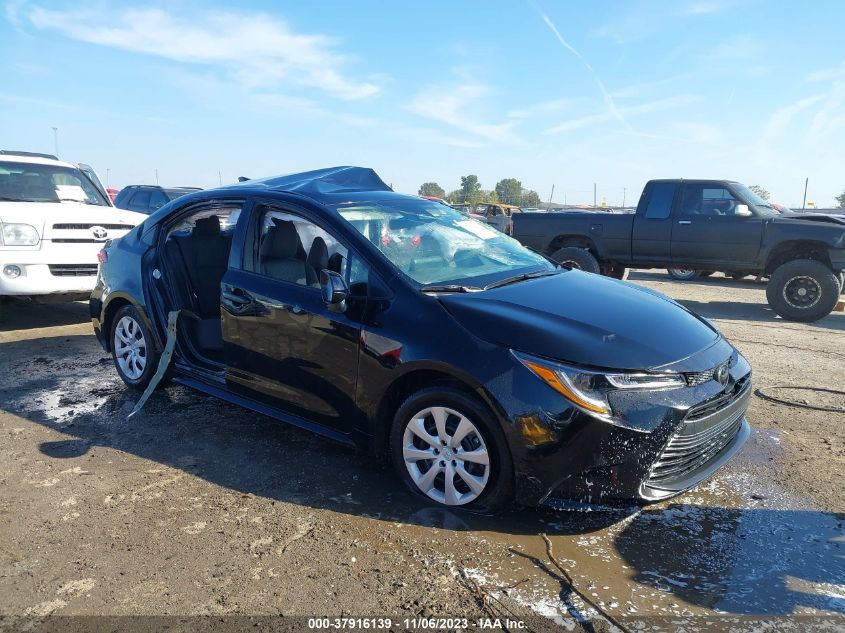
[839,272,844,294]
[551,247,600,274]
[667,268,699,281]
[767,259,840,322]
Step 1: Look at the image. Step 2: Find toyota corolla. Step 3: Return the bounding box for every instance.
[90,166,751,511]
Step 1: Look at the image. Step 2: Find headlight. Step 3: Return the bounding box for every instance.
[1,223,40,246]
[513,351,685,421]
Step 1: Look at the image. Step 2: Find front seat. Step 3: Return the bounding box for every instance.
[306,237,329,287]
[261,219,308,284]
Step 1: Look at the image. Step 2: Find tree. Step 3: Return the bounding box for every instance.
[522,190,542,207]
[749,185,770,201]
[418,182,446,199]
[836,190,845,208]
[495,178,523,205]
[481,190,500,204]
[446,189,463,204]
[460,174,483,205]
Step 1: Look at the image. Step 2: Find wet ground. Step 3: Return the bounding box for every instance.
[1,272,844,632]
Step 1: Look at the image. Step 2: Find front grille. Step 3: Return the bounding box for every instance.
[683,359,730,386]
[646,378,751,488]
[48,264,98,277]
[52,239,98,243]
[52,223,133,230]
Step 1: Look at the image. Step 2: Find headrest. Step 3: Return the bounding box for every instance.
[194,216,221,236]
[261,219,301,260]
[307,236,329,271]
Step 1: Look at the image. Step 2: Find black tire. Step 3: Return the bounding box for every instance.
[109,305,160,390]
[607,265,628,280]
[667,268,699,281]
[766,259,840,323]
[389,387,514,513]
[550,247,600,274]
[838,272,844,294]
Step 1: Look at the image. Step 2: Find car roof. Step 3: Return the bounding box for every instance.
[0,151,78,169]
[222,166,393,202]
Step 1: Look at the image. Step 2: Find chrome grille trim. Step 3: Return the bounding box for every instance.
[646,378,752,488]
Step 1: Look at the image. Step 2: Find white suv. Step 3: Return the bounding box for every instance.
[0,151,146,300]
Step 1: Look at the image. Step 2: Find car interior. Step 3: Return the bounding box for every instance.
[162,208,240,362]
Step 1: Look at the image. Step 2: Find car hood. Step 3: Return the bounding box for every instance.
[439,270,721,371]
[776,213,845,227]
[0,201,145,236]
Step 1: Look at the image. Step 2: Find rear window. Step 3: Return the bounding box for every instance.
[644,183,676,219]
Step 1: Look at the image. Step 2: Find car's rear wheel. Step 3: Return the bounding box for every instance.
[766,259,840,322]
[110,305,159,390]
[550,247,600,274]
[390,387,513,512]
[667,268,699,281]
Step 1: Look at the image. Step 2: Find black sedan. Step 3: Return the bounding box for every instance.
[90,166,752,511]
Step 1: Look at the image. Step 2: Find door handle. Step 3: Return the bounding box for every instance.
[222,289,251,305]
[677,220,692,225]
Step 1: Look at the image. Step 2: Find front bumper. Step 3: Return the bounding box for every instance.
[489,345,752,507]
[1,241,102,296]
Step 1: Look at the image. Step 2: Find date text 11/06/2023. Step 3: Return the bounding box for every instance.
[307,617,527,630]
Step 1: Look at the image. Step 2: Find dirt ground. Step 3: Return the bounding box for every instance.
[1,271,843,632]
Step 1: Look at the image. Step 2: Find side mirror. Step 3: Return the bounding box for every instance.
[735,204,752,217]
[320,269,348,313]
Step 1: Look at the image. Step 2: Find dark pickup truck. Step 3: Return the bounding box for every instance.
[512,179,845,322]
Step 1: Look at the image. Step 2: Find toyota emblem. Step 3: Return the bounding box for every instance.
[715,362,730,387]
[91,226,108,240]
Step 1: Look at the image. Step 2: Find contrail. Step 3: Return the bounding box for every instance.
[530,1,635,133]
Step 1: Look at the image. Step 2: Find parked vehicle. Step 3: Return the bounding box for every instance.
[0,151,145,300]
[512,179,845,322]
[91,166,752,511]
[114,185,202,215]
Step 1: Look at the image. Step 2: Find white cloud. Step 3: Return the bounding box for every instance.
[23,5,380,100]
[532,4,634,132]
[761,95,824,144]
[405,81,520,143]
[546,94,701,134]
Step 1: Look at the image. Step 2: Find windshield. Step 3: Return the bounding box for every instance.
[336,198,553,286]
[0,161,109,205]
[733,183,778,217]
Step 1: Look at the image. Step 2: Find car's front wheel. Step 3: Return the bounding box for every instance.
[390,387,513,512]
[110,305,159,390]
[766,259,841,322]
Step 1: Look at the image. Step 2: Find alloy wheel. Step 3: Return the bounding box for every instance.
[402,406,490,506]
[782,275,822,309]
[114,315,147,380]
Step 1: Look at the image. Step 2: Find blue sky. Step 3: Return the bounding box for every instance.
[1,0,844,206]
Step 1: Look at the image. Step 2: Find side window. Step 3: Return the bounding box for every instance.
[258,210,349,288]
[645,183,676,219]
[682,185,738,216]
[149,190,169,210]
[130,190,152,210]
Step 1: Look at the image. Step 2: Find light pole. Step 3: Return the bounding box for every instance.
[51,127,59,158]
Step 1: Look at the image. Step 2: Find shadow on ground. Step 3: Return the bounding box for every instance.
[0,298,90,331]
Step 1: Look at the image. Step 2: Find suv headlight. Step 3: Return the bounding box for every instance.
[513,351,685,421]
[1,223,40,246]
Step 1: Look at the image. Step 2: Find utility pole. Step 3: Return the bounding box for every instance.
[593,183,597,208]
[155,169,159,185]
[548,184,555,208]
[51,127,59,158]
[218,170,223,186]
[622,187,626,208]
[106,168,110,188]
[802,177,808,210]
